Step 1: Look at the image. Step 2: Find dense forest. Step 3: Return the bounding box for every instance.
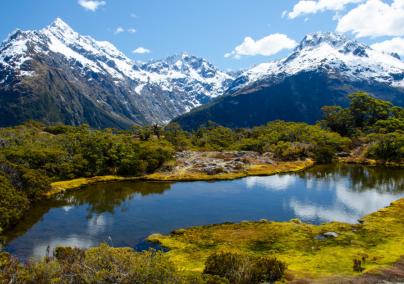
[1,92,404,283]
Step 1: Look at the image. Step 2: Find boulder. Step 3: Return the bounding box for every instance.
[202,166,216,173]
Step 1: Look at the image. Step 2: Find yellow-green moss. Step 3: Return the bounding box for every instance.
[146,198,404,279]
[48,176,139,197]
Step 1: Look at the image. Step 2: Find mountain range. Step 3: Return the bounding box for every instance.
[1,19,404,130]
[0,18,235,129]
[173,32,404,130]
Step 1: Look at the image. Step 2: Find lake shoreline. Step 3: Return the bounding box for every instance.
[49,159,315,198]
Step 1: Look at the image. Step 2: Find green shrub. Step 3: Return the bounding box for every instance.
[203,251,287,283]
[312,144,335,164]
[366,132,404,162]
[117,155,142,176]
[0,173,28,228]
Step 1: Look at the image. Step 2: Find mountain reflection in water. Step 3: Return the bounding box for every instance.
[2,164,404,260]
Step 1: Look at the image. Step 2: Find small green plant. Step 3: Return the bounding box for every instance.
[353,258,365,273]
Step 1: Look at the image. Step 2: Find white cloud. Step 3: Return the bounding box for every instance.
[224,33,298,59]
[133,47,150,54]
[78,0,106,11]
[281,10,288,18]
[288,0,364,19]
[371,37,404,57]
[131,13,138,18]
[336,0,404,38]
[305,17,309,22]
[333,11,342,20]
[114,27,124,35]
[128,29,137,33]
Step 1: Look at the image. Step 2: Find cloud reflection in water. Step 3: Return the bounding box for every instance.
[245,175,297,191]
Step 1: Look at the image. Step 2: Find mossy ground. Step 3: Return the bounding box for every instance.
[146,199,404,281]
[48,176,139,197]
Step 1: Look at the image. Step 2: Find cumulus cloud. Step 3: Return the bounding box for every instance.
[224,34,298,59]
[371,37,404,57]
[113,27,124,35]
[336,0,404,38]
[288,0,364,19]
[133,47,150,54]
[131,13,138,18]
[78,0,106,11]
[128,29,137,33]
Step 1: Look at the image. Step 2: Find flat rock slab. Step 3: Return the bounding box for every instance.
[324,232,339,238]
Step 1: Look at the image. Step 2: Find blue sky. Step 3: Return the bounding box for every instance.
[1,0,403,70]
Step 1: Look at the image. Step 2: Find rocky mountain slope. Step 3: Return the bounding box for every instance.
[0,18,234,129]
[172,32,404,130]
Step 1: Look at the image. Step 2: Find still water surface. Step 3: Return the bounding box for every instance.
[2,164,404,260]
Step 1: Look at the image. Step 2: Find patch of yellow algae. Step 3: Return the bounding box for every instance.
[47,176,139,197]
[143,160,315,182]
[146,198,404,279]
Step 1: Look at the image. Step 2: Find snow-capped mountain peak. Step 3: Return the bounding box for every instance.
[47,18,75,35]
[229,31,404,93]
[296,32,351,51]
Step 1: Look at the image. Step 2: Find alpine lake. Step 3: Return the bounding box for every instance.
[2,163,404,261]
